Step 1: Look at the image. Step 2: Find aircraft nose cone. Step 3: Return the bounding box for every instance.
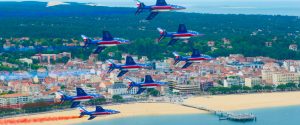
[123,40,131,44]
[114,111,120,114]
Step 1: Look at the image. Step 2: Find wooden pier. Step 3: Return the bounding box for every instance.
[182,104,256,122]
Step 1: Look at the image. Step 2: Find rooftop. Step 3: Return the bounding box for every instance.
[0,93,30,98]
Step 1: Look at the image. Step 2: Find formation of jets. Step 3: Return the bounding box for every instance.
[57,0,215,120]
[56,88,120,120]
[127,75,169,94]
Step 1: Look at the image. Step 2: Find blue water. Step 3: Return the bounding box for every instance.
[77,106,300,125]
[27,0,300,16]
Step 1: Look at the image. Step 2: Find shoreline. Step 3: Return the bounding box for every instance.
[2,91,300,125]
[185,91,300,111]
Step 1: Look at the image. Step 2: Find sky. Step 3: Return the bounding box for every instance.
[0,0,299,16]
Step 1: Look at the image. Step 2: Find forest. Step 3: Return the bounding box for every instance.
[0,1,300,63]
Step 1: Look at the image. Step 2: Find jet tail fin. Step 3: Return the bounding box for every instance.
[172,52,182,65]
[191,49,201,57]
[125,56,136,65]
[135,0,145,15]
[178,24,188,33]
[144,75,154,83]
[76,88,88,96]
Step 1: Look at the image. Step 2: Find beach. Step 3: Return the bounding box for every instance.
[2,92,300,125]
[185,91,300,111]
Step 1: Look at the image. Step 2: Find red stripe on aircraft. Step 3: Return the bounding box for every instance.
[189,58,207,61]
[142,83,160,87]
[93,112,111,115]
[73,96,93,100]
[98,41,121,45]
[173,34,194,37]
[152,6,172,9]
[122,66,142,69]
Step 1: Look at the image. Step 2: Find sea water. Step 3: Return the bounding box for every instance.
[77,106,300,125]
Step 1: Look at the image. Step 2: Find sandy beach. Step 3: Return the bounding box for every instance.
[0,103,204,125]
[185,91,300,111]
[2,91,300,125]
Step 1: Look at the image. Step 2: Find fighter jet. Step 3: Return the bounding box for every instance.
[78,106,120,120]
[126,75,169,94]
[157,24,202,45]
[173,49,213,69]
[135,0,186,20]
[81,31,130,54]
[55,88,102,108]
[107,56,154,77]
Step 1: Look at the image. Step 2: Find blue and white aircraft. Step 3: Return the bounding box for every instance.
[55,88,102,108]
[107,56,154,77]
[126,75,169,94]
[81,31,130,54]
[173,49,214,69]
[135,0,186,20]
[78,106,120,120]
[157,24,203,45]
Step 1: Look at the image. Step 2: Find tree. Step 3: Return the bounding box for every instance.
[286,83,297,90]
[252,85,263,92]
[112,95,123,103]
[243,86,252,92]
[7,90,15,94]
[147,88,160,97]
[88,98,106,105]
[277,84,287,91]
[60,85,66,90]
[263,85,274,91]
[230,85,243,93]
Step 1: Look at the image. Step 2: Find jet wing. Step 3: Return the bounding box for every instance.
[102,31,114,41]
[136,88,147,94]
[71,102,81,108]
[178,24,188,33]
[182,62,193,69]
[93,46,106,54]
[156,0,167,6]
[191,49,201,57]
[117,70,128,77]
[107,68,114,73]
[167,39,178,46]
[146,12,159,20]
[88,116,97,120]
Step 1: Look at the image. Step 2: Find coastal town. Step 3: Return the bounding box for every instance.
[2,38,300,110]
[1,0,300,124]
